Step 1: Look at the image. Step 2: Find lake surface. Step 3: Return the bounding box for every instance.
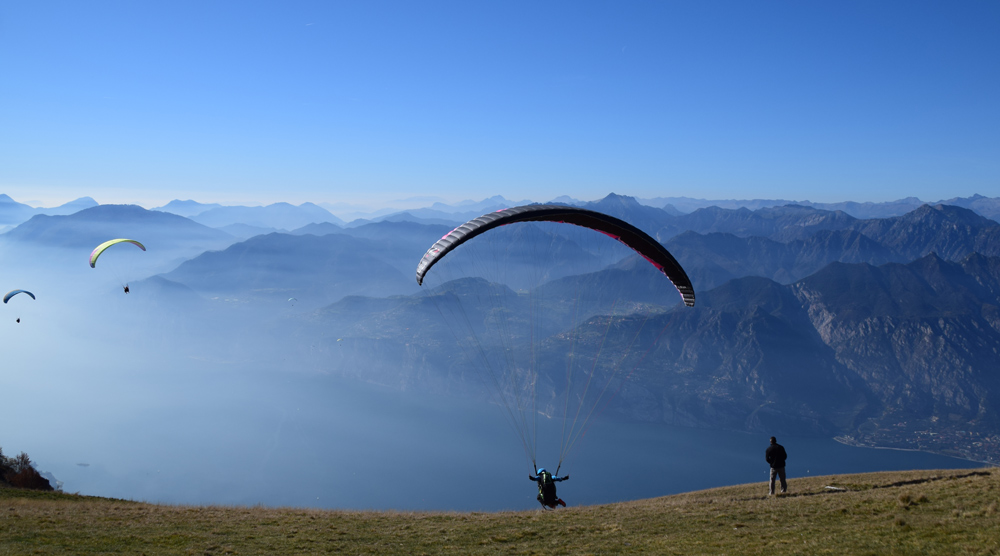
[3,366,984,512]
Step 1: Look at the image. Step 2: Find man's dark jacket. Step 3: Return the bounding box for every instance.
[765,443,787,469]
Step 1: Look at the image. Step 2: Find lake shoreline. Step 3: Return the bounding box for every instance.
[832,435,997,468]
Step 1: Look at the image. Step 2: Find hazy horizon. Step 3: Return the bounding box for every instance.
[5,190,994,216]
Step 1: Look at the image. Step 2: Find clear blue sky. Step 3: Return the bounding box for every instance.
[1,1,997,207]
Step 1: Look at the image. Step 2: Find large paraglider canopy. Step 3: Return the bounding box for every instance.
[89,239,146,268]
[414,204,695,475]
[416,204,695,307]
[3,290,35,303]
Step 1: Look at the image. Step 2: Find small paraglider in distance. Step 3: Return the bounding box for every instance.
[3,290,35,304]
[123,284,130,294]
[4,289,35,324]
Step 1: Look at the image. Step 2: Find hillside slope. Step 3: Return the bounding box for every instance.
[2,468,996,555]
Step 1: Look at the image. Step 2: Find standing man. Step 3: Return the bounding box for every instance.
[765,436,787,496]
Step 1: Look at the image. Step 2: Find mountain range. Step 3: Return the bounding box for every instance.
[641,193,1000,221]
[4,192,1000,464]
[4,204,230,247]
[0,194,98,227]
[3,192,998,230]
[160,231,421,310]
[274,251,1000,463]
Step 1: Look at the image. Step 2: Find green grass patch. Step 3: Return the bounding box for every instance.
[1,468,999,555]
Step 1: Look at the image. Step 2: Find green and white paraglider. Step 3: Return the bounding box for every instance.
[89,239,146,293]
[89,239,146,268]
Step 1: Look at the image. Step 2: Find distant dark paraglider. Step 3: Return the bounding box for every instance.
[3,290,35,304]
[89,239,146,268]
[5,290,35,324]
[415,204,695,307]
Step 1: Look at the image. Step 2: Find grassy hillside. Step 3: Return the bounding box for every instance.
[2,468,998,555]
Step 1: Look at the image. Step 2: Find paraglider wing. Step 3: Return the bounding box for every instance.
[3,290,35,304]
[89,239,146,268]
[415,204,695,307]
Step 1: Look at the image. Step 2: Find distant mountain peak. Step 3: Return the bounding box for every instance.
[0,194,15,204]
[915,203,995,226]
[2,200,233,251]
[592,193,649,211]
[911,250,948,266]
[601,192,638,203]
[67,203,209,224]
[697,205,752,214]
[153,199,224,218]
[548,195,586,206]
[87,203,145,212]
[771,203,820,212]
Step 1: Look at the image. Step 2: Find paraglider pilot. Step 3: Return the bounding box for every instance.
[123,284,129,294]
[529,468,568,508]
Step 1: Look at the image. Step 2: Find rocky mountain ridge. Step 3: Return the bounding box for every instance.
[281,252,1000,464]
[7,194,998,464]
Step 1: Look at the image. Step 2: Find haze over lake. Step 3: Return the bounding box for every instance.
[5,363,979,512]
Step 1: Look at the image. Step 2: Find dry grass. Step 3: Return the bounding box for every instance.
[2,468,1000,555]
